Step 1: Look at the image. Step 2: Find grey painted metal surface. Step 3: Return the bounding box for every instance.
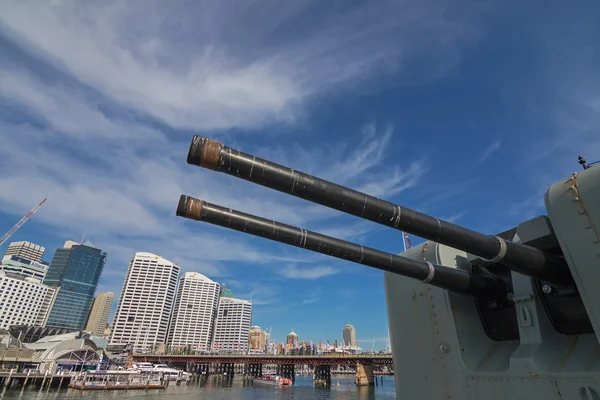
[385,165,600,400]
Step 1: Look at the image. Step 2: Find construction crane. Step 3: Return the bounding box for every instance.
[0,198,47,247]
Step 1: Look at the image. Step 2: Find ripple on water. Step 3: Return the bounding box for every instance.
[0,376,396,400]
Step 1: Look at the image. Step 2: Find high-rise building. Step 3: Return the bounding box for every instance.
[343,324,357,347]
[44,240,106,331]
[85,292,114,336]
[287,330,299,347]
[1,255,48,280]
[3,241,45,263]
[0,271,57,330]
[110,252,179,352]
[248,325,268,353]
[213,297,252,353]
[167,272,220,350]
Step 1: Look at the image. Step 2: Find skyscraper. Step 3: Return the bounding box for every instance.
[3,241,45,263]
[110,252,179,352]
[287,330,299,347]
[343,324,357,346]
[0,271,57,330]
[167,272,220,350]
[44,240,106,331]
[213,297,252,353]
[85,292,114,336]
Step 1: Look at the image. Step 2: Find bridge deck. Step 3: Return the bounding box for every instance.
[132,354,393,366]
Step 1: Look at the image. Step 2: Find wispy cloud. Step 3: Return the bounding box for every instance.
[301,288,322,305]
[0,1,487,131]
[280,264,338,280]
[443,212,467,224]
[476,140,502,164]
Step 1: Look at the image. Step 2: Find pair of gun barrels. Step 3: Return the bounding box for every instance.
[176,135,571,300]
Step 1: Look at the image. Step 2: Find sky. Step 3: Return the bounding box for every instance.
[0,1,599,350]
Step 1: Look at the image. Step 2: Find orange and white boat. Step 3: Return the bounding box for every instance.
[254,375,292,386]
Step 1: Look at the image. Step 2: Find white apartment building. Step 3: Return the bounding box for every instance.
[110,252,179,352]
[3,241,45,263]
[0,255,48,280]
[167,272,220,351]
[213,297,252,353]
[0,271,57,330]
[85,292,115,337]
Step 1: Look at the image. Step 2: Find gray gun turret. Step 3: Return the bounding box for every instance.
[176,135,600,400]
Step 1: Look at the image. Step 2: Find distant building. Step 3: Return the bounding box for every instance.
[343,324,357,347]
[85,292,114,337]
[0,255,48,280]
[44,241,106,331]
[167,272,220,351]
[110,252,179,352]
[248,325,268,353]
[287,330,298,348]
[0,271,57,330]
[213,297,252,353]
[3,241,45,263]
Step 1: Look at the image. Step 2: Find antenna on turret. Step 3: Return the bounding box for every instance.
[580,155,600,170]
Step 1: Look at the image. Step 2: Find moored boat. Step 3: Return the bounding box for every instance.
[254,375,292,386]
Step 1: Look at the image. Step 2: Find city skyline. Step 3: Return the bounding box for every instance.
[1,1,597,349]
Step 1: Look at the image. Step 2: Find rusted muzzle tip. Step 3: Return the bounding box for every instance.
[187,135,223,170]
[176,194,204,220]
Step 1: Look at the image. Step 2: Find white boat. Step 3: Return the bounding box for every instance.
[152,364,190,382]
[254,375,292,387]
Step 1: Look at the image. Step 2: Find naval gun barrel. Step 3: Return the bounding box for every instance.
[177,195,507,299]
[186,136,571,286]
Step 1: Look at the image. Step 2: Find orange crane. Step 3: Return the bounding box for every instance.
[0,198,47,247]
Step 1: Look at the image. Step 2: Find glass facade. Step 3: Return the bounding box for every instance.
[44,242,106,331]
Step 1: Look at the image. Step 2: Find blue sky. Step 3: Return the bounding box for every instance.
[0,1,598,350]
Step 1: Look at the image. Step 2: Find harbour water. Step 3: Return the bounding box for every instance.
[0,375,396,400]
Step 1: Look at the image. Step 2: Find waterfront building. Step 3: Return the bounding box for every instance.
[110,252,179,352]
[213,297,252,353]
[85,292,114,336]
[3,241,45,263]
[0,255,48,280]
[44,241,107,331]
[167,272,220,350]
[343,323,357,346]
[0,270,57,330]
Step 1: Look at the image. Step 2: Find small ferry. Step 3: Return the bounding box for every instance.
[254,375,293,387]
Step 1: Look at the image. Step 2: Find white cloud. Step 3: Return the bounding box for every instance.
[0,0,487,131]
[280,264,338,280]
[475,140,502,164]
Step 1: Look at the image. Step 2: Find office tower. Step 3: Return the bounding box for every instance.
[213,297,252,353]
[287,330,299,347]
[110,252,179,352]
[0,271,57,330]
[248,325,268,353]
[3,241,45,263]
[167,272,220,350]
[44,240,106,331]
[85,292,115,336]
[343,324,357,346]
[0,255,48,280]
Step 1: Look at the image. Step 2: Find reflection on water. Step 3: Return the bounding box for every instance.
[0,375,396,400]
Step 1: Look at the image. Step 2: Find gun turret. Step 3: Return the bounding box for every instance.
[185,135,572,286]
[176,195,507,299]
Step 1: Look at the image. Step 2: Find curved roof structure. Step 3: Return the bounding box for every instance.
[0,329,23,349]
